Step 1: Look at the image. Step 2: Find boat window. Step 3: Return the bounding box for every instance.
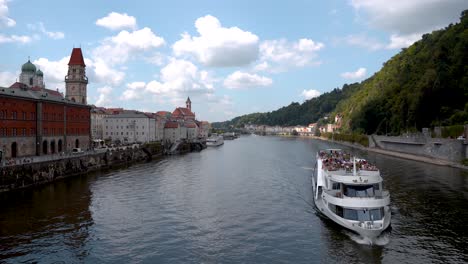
[339,208,384,221]
[374,183,380,190]
[343,184,375,197]
[370,208,384,220]
[328,204,336,213]
[343,208,358,220]
[332,182,341,190]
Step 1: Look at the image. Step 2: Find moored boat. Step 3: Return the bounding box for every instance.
[312,149,391,241]
[206,135,224,147]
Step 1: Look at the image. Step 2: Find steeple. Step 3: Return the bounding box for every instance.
[186,96,191,111]
[65,48,88,104]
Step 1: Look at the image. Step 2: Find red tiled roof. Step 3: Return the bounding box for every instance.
[164,121,179,129]
[185,123,197,128]
[9,82,28,89]
[68,48,86,66]
[156,111,171,117]
[172,107,194,117]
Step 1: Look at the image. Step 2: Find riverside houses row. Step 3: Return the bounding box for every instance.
[91,97,211,145]
[0,48,90,160]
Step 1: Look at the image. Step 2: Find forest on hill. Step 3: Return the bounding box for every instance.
[213,10,468,135]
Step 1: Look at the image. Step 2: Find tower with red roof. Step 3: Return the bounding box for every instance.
[65,48,88,104]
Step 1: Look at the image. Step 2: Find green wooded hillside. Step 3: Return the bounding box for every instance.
[213,11,468,134]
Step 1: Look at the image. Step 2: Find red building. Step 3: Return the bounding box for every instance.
[0,48,90,159]
[171,97,195,121]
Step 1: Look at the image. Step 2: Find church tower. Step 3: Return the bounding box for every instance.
[65,48,88,104]
[186,97,191,111]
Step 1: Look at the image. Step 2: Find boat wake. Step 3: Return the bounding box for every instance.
[345,231,390,246]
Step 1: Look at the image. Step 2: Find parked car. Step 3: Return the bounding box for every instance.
[72,148,84,154]
[457,135,465,140]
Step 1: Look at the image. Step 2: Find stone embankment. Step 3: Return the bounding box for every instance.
[0,143,163,193]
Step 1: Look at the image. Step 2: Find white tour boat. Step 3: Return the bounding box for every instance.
[206,135,224,147]
[312,149,391,240]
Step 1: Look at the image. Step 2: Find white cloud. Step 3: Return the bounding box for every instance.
[117,58,216,109]
[0,0,15,27]
[223,71,272,89]
[386,33,423,49]
[96,12,137,31]
[258,38,324,72]
[120,81,146,100]
[28,22,64,40]
[145,52,166,66]
[172,15,259,67]
[0,71,15,87]
[301,89,321,100]
[33,57,69,91]
[350,0,467,35]
[343,33,424,50]
[346,0,468,50]
[93,27,165,65]
[96,86,113,106]
[343,34,384,51]
[253,61,270,72]
[0,34,32,44]
[92,60,125,86]
[341,67,367,79]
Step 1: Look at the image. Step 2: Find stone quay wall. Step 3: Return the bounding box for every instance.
[369,135,467,162]
[0,144,163,193]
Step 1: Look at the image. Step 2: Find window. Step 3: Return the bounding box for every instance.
[22,128,26,136]
[31,128,35,136]
[121,132,123,135]
[22,112,26,120]
[0,110,3,119]
[12,128,17,136]
[43,128,48,135]
[31,112,35,120]
[332,182,340,190]
[12,111,17,119]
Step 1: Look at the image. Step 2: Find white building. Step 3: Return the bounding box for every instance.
[91,107,106,140]
[103,111,156,143]
[164,121,181,143]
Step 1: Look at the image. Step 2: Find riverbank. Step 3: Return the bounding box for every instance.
[313,136,468,170]
[0,141,205,193]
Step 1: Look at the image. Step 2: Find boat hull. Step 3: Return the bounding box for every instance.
[312,175,390,240]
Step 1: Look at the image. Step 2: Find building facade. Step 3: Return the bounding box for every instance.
[103,111,156,143]
[0,48,91,159]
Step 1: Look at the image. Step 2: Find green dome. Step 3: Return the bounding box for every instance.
[36,69,43,76]
[21,60,36,73]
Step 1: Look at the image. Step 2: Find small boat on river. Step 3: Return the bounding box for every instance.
[206,135,224,147]
[312,149,391,240]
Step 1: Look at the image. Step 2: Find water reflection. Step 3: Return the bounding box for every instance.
[0,176,93,262]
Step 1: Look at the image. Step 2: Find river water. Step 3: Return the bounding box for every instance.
[1,135,467,263]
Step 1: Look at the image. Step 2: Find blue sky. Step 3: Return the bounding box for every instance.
[0,0,467,122]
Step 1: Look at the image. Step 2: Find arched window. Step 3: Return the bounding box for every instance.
[58,139,63,152]
[75,139,79,148]
[11,142,17,158]
[71,97,76,102]
[43,140,48,154]
[50,140,55,154]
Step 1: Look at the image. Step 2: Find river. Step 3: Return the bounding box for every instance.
[1,135,467,263]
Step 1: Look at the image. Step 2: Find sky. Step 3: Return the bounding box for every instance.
[0,0,467,122]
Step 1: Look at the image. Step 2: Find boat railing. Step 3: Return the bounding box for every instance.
[324,189,390,200]
[353,221,383,230]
